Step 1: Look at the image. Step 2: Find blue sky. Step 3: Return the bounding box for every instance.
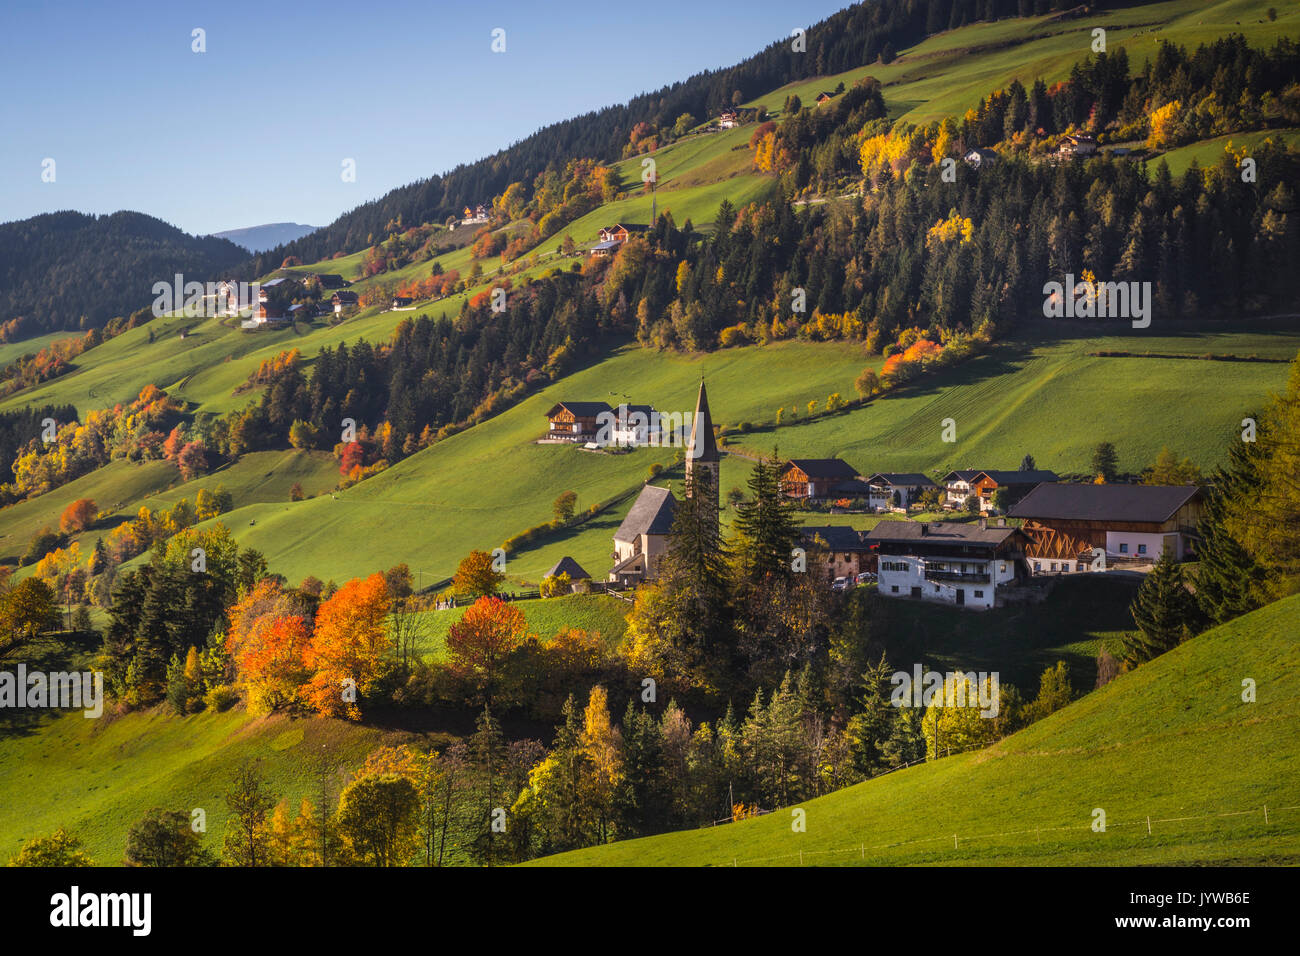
[0,0,850,236]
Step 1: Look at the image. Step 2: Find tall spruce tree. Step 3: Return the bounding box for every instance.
[733,451,799,582]
[1196,418,1270,624]
[660,472,730,655]
[1124,554,1202,666]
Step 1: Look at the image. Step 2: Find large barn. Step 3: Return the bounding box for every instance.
[1009,483,1203,571]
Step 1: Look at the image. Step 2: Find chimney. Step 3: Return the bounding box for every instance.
[919,523,928,536]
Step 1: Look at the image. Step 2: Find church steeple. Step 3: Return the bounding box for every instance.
[688,379,719,463]
[686,380,720,513]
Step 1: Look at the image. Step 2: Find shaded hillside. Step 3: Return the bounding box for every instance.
[0,211,248,334]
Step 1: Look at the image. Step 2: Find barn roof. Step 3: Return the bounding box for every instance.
[546,401,612,418]
[784,458,858,480]
[1010,483,1202,523]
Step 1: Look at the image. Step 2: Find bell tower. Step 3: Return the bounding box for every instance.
[686,379,720,519]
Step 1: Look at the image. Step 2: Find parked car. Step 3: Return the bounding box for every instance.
[855,571,876,585]
[832,576,849,591]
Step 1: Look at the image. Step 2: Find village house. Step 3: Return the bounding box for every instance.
[242,302,289,329]
[942,469,1060,511]
[964,148,998,167]
[591,223,648,257]
[311,273,349,290]
[780,458,860,500]
[1058,133,1098,158]
[815,91,834,105]
[800,525,876,582]
[256,276,298,304]
[605,403,658,447]
[462,204,489,226]
[608,382,720,586]
[544,401,612,443]
[718,110,739,129]
[867,519,1030,609]
[331,290,359,313]
[866,473,938,511]
[1010,483,1204,572]
[390,296,415,310]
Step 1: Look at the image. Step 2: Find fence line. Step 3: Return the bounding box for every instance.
[720,803,1300,867]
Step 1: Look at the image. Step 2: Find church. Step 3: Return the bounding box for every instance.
[608,381,719,587]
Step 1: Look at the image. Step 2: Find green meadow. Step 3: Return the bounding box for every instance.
[533,592,1300,866]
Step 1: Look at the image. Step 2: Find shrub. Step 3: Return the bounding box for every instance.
[203,684,239,712]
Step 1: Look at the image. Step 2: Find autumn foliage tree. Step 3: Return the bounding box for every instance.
[59,497,97,534]
[446,596,529,705]
[453,550,504,598]
[226,579,312,713]
[302,573,392,719]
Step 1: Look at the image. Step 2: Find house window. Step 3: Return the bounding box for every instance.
[1137,544,1147,555]
[891,586,899,593]
[1050,562,1057,572]
[1034,561,1042,571]
[933,585,940,593]
[1077,562,1085,572]
[1119,543,1129,554]
[974,590,984,598]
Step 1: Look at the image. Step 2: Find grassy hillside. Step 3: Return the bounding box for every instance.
[5,324,1293,585]
[751,0,1300,126]
[535,592,1300,866]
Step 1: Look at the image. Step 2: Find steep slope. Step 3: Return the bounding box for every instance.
[534,593,1300,866]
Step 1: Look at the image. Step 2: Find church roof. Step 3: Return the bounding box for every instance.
[614,484,677,543]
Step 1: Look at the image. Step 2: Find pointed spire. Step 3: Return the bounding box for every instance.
[688,380,720,463]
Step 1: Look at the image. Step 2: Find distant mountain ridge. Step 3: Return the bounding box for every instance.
[212,222,317,254]
[0,210,249,336]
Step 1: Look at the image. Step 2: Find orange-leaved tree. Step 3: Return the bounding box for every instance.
[446,596,528,706]
[226,579,312,713]
[59,498,97,534]
[302,573,391,719]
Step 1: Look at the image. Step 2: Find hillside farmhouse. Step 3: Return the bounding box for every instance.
[942,469,1060,511]
[544,401,611,443]
[1058,133,1098,157]
[311,273,349,290]
[800,525,875,582]
[332,290,359,313]
[1009,483,1204,572]
[964,148,998,167]
[781,458,860,499]
[867,519,1031,609]
[866,473,938,510]
[718,110,739,129]
[591,224,648,257]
